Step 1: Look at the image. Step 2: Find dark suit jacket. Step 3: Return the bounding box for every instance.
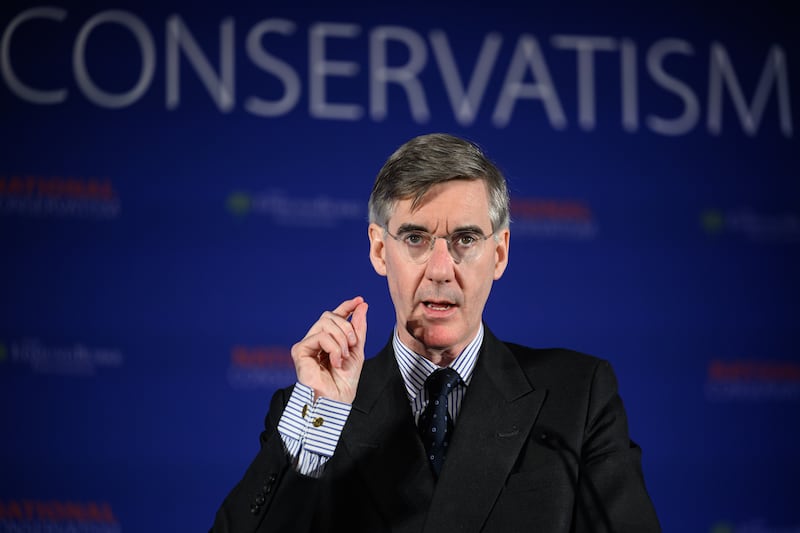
[212,327,660,532]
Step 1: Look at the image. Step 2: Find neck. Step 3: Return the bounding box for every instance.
[421,348,459,367]
[397,325,479,367]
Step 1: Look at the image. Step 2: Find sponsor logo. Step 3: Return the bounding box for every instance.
[0,499,120,533]
[710,520,800,533]
[706,359,800,402]
[0,176,120,219]
[227,345,296,389]
[2,338,124,377]
[510,197,597,239]
[226,189,364,227]
[701,208,800,243]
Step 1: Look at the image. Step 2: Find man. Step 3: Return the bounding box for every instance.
[212,133,660,532]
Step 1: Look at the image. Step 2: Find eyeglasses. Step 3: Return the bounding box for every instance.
[383,226,495,264]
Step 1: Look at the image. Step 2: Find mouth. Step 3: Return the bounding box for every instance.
[423,301,455,311]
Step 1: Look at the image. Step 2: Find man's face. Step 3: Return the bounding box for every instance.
[368,179,510,363]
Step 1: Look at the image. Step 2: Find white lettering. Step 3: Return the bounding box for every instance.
[1,7,68,104]
[551,35,617,130]
[620,39,638,132]
[74,10,156,109]
[430,30,502,126]
[244,18,301,117]
[0,7,792,138]
[309,22,363,120]
[493,35,566,129]
[166,15,235,112]
[708,42,792,137]
[369,26,429,122]
[646,38,699,136]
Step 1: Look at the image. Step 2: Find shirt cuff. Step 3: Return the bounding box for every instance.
[276,383,352,457]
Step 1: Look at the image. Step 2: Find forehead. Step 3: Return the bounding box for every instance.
[388,179,492,229]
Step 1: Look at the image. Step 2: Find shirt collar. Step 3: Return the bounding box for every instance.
[393,324,483,402]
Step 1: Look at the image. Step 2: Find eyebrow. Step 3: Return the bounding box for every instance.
[395,223,489,235]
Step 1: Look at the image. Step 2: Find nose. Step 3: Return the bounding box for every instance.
[424,237,455,282]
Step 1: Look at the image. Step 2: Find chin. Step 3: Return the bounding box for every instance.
[416,326,463,352]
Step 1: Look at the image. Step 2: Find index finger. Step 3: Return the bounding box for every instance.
[331,296,365,319]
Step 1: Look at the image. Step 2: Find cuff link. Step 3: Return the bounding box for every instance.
[301,404,324,427]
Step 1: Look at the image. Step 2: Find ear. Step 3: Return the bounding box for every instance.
[492,228,510,280]
[368,223,387,277]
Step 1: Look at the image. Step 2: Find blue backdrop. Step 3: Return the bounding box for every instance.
[1,1,798,531]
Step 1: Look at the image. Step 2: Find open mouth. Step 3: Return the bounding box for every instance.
[424,301,454,311]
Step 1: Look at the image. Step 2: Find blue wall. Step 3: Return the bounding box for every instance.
[1,1,798,531]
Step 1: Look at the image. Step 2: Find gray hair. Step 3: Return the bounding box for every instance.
[368,133,510,232]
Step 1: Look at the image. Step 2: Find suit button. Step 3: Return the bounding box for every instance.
[255,493,266,506]
[250,503,260,515]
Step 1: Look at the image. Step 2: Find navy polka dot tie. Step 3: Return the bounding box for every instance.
[418,368,460,478]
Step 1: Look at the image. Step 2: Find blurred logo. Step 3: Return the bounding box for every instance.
[226,189,364,227]
[227,344,296,389]
[706,359,800,402]
[2,338,124,377]
[226,191,252,216]
[510,197,597,239]
[0,175,121,219]
[701,208,800,243]
[0,499,120,533]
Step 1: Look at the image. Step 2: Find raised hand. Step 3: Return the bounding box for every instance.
[291,296,368,404]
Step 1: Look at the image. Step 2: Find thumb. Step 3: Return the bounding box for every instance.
[351,302,368,352]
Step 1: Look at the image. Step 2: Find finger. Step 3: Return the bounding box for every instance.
[303,310,352,343]
[297,297,365,368]
[317,334,346,369]
[338,296,366,347]
[305,297,363,342]
[350,302,368,353]
[331,296,364,320]
[323,313,352,360]
[292,325,349,363]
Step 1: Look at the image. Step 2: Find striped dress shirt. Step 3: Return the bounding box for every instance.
[277,325,484,477]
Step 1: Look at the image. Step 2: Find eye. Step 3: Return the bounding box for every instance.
[402,232,429,247]
[453,232,481,247]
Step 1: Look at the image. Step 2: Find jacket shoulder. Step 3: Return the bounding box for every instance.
[500,341,612,388]
[503,341,605,367]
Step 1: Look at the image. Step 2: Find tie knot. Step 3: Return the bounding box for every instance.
[424,368,460,399]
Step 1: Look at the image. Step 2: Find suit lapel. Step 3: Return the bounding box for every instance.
[341,343,435,532]
[424,328,547,532]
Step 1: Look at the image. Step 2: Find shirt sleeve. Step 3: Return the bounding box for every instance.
[276,382,352,478]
